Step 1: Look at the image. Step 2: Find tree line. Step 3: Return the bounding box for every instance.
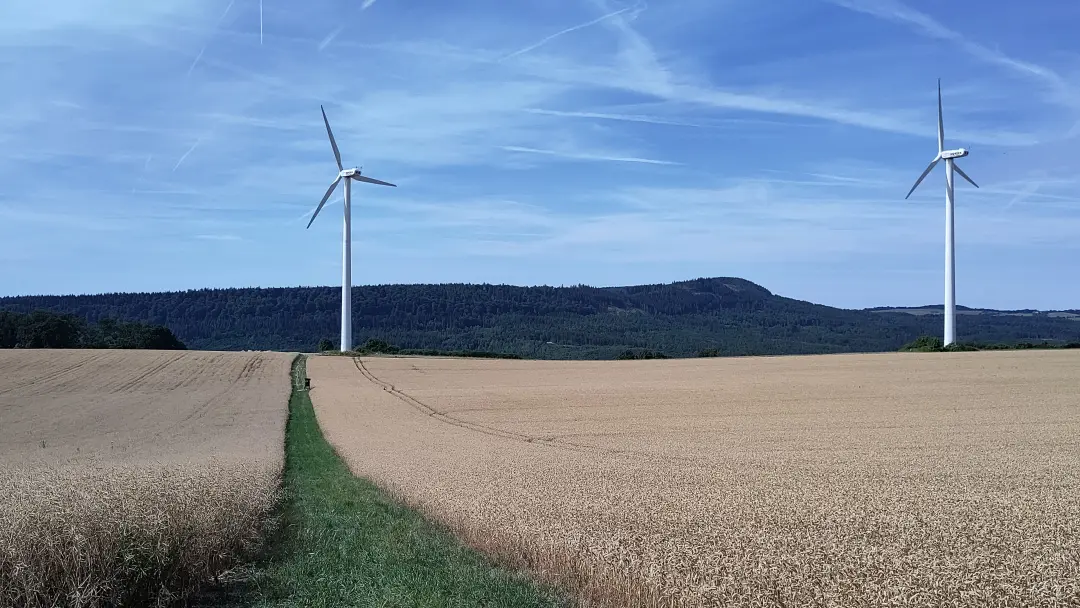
[0,310,186,350]
[899,335,1080,353]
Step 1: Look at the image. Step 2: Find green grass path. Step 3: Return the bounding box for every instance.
[231,355,565,608]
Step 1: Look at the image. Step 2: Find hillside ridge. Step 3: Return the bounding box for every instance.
[2,277,1077,358]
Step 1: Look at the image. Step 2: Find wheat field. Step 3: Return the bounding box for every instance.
[0,349,294,607]
[308,350,1080,607]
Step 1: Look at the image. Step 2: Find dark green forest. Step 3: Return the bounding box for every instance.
[1,277,1077,358]
[0,310,186,350]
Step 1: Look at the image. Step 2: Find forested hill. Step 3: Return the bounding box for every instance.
[1,277,1077,358]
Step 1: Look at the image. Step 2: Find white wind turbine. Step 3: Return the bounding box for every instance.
[306,105,396,352]
[904,78,980,347]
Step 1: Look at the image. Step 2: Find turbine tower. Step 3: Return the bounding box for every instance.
[306,105,396,352]
[904,79,980,347]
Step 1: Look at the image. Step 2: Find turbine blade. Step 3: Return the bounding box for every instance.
[937,78,945,154]
[905,158,940,199]
[306,176,342,229]
[351,174,397,187]
[953,163,979,188]
[320,105,343,172]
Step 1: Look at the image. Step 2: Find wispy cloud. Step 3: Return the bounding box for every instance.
[524,107,703,128]
[131,188,205,196]
[194,233,242,241]
[0,1,214,37]
[826,0,1076,102]
[499,8,927,139]
[500,145,679,165]
[0,204,131,232]
[500,5,633,61]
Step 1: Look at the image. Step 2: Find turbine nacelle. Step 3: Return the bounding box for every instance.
[340,168,360,178]
[940,148,968,160]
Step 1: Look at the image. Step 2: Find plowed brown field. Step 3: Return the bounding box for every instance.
[0,349,294,607]
[308,350,1080,608]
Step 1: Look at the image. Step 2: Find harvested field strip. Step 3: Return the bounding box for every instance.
[307,351,1080,608]
[232,355,566,608]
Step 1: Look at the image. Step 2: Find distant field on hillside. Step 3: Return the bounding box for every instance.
[0,350,293,607]
[308,351,1080,607]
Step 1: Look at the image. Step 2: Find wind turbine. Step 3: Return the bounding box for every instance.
[306,105,396,352]
[904,79,979,347]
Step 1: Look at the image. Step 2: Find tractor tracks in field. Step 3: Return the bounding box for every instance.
[110,353,185,394]
[352,357,591,454]
[350,357,694,465]
[235,353,265,383]
[0,352,105,396]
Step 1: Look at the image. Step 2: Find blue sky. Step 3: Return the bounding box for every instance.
[1,0,1078,309]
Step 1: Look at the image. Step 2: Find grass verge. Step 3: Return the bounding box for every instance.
[222,355,565,608]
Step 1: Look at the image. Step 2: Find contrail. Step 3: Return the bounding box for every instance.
[296,194,342,221]
[144,154,153,170]
[187,1,235,78]
[186,45,207,77]
[1004,180,1041,210]
[501,145,678,165]
[260,0,264,44]
[318,26,343,52]
[524,107,704,128]
[361,0,377,9]
[501,6,632,61]
[172,139,202,171]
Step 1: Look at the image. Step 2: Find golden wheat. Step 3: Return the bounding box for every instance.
[308,351,1080,607]
[0,349,293,607]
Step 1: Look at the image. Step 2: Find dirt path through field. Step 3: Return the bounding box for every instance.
[308,351,1080,607]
